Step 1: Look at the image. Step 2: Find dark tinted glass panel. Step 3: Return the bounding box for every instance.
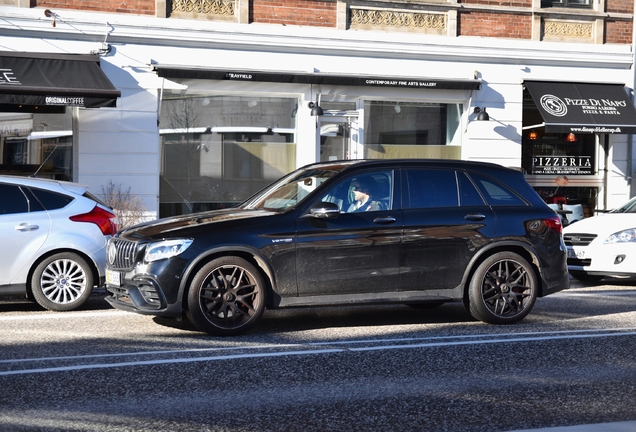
[468,173,526,206]
[458,172,486,206]
[405,169,458,208]
[29,188,73,210]
[0,184,29,214]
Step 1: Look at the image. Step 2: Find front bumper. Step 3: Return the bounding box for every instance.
[566,243,635,277]
[105,262,186,317]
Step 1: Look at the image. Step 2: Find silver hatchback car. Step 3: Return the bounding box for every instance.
[0,176,118,311]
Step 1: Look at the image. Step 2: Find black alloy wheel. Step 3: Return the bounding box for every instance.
[468,251,537,324]
[187,256,266,336]
[31,252,94,311]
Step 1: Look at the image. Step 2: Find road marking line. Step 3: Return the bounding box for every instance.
[1,330,635,377]
[0,311,131,321]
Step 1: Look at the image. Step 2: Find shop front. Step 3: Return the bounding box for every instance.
[154,65,480,217]
[0,51,120,181]
[522,81,636,223]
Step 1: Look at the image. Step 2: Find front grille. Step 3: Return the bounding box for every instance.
[108,238,139,270]
[564,233,597,247]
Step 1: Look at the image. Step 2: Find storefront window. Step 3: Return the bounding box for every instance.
[363,101,462,159]
[0,112,73,180]
[159,95,297,217]
[522,132,598,217]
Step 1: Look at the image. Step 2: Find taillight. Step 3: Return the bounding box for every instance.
[70,206,119,236]
[544,216,562,234]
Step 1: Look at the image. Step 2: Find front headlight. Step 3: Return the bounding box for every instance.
[144,239,193,263]
[604,229,636,244]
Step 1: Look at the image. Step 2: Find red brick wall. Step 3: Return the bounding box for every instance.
[461,0,532,7]
[250,0,337,27]
[458,11,531,38]
[605,20,633,44]
[606,0,633,14]
[35,0,154,15]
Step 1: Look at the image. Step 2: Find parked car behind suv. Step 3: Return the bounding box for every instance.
[0,176,118,311]
[563,196,636,282]
[105,159,569,336]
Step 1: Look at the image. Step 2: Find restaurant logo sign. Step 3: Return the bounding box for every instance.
[540,93,627,118]
[532,156,593,175]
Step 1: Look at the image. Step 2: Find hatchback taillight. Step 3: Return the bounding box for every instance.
[70,206,119,236]
[544,216,562,234]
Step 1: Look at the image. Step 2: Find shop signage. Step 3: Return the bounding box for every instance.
[531,155,593,175]
[525,81,636,134]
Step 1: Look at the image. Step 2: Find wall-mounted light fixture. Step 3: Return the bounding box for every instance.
[528,131,538,140]
[473,107,489,121]
[394,104,401,113]
[44,9,57,27]
[308,101,323,116]
[565,133,577,143]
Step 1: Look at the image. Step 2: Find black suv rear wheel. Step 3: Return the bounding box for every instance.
[186,256,266,336]
[468,252,537,324]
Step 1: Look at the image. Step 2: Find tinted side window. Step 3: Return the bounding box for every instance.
[320,170,393,213]
[458,172,486,206]
[0,184,29,214]
[468,172,526,206]
[405,169,458,209]
[29,187,73,210]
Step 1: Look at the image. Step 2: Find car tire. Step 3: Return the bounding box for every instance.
[186,256,266,336]
[31,252,94,312]
[468,251,537,324]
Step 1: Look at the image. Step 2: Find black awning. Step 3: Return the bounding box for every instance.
[154,65,481,90]
[0,52,121,108]
[525,81,636,134]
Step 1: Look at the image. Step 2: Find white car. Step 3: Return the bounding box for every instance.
[0,176,118,311]
[563,197,636,282]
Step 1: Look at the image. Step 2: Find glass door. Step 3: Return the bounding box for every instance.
[318,116,360,161]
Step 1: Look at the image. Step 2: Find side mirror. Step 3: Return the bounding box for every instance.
[305,202,340,219]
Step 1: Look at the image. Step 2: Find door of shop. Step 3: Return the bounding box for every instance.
[318,115,361,162]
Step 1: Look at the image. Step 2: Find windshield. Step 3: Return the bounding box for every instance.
[241,167,344,210]
[611,196,636,213]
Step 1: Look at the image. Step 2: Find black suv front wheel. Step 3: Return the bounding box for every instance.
[187,256,266,336]
[468,252,537,324]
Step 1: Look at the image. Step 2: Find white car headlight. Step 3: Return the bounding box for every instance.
[604,229,636,244]
[144,239,193,263]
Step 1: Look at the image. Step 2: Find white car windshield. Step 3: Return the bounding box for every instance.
[611,196,636,213]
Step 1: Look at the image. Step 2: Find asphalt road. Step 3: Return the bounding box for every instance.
[1,278,635,432]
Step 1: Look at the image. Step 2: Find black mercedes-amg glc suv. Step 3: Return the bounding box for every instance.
[105,159,569,335]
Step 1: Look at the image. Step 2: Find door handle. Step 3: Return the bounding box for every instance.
[373,216,396,225]
[464,214,486,221]
[15,223,39,232]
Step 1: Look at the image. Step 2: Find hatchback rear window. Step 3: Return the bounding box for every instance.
[29,187,74,210]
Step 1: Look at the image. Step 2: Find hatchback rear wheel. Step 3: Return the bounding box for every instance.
[468,252,537,324]
[31,252,94,311]
[186,257,266,336]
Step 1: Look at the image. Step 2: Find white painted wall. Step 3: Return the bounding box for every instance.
[0,5,635,218]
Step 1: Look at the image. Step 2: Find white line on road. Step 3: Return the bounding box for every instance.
[0,310,131,321]
[1,329,635,377]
